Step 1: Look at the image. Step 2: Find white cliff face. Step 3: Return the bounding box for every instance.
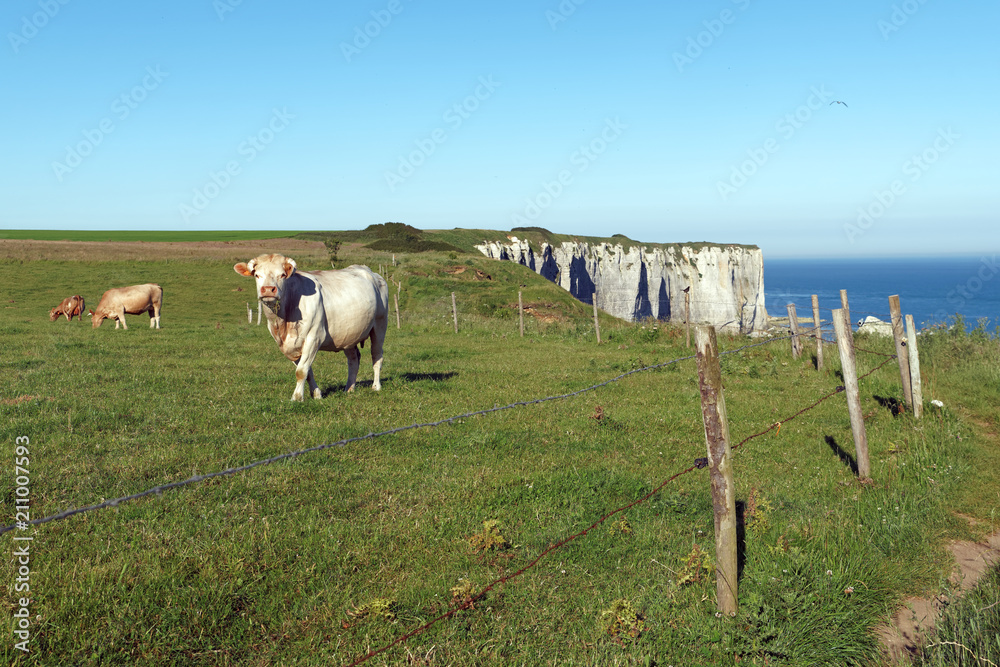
[474,238,767,332]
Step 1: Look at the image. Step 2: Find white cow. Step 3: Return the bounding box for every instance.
[90,284,162,329]
[234,254,388,401]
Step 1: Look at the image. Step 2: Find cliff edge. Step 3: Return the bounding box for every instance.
[475,237,767,333]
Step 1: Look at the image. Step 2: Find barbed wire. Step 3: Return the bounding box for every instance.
[346,352,900,666]
[0,333,808,537]
[760,321,897,359]
[2,323,902,664]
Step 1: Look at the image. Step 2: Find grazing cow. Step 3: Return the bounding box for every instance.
[233,254,388,401]
[50,295,86,322]
[90,284,163,329]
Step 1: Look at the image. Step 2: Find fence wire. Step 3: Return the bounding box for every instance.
[0,334,805,537]
[2,327,902,665]
[346,352,900,666]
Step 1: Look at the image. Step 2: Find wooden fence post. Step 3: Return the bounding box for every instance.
[685,289,691,348]
[905,315,923,419]
[519,290,524,337]
[812,294,823,371]
[452,292,458,333]
[592,292,601,344]
[394,292,400,329]
[786,304,803,359]
[694,325,738,616]
[257,301,261,326]
[840,290,851,332]
[247,303,252,324]
[888,295,913,411]
[832,308,871,481]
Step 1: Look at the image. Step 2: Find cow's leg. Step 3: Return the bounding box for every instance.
[151,304,161,329]
[119,311,128,330]
[307,368,322,400]
[369,325,385,392]
[344,346,361,392]
[291,334,323,401]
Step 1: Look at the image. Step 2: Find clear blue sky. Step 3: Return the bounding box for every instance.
[2,1,997,257]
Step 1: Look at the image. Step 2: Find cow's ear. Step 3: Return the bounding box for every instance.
[283,258,297,278]
[234,262,253,277]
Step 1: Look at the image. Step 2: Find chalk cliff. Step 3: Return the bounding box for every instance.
[474,238,767,332]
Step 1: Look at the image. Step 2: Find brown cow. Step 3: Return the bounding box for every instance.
[90,284,162,329]
[50,295,86,322]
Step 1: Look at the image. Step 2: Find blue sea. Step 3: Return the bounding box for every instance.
[764,255,1000,334]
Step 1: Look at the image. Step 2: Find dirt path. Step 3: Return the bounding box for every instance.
[879,519,1000,662]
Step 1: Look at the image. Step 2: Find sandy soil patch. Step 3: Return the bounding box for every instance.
[880,523,1000,663]
[0,238,329,264]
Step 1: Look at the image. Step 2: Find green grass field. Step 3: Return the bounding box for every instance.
[2,236,998,666]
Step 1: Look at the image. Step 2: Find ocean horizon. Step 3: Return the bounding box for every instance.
[763,254,1000,333]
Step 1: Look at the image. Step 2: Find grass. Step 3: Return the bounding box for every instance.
[917,561,1000,667]
[1,239,998,666]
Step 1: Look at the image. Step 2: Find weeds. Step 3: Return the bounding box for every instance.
[676,544,714,586]
[348,598,398,622]
[468,520,511,555]
[608,516,633,537]
[601,598,645,644]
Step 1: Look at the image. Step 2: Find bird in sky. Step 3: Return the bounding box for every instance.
[830,100,848,107]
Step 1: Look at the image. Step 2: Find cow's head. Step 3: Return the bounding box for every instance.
[234,254,297,309]
[49,307,60,321]
[89,309,105,328]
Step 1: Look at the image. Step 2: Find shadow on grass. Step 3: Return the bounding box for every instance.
[874,394,905,416]
[398,372,458,383]
[320,372,458,394]
[735,500,747,582]
[824,435,859,475]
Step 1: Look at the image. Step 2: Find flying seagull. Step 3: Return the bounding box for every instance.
[830,100,848,107]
